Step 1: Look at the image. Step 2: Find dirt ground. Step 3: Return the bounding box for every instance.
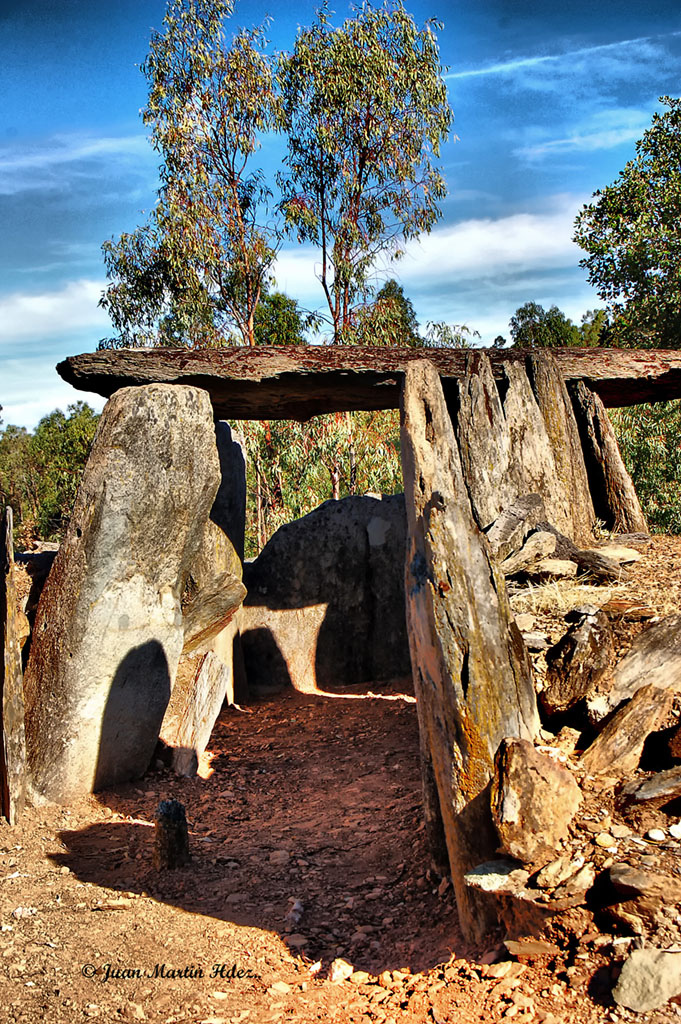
[2,536,681,1024]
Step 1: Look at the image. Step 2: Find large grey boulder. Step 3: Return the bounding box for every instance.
[240,493,409,692]
[23,384,221,803]
[400,360,539,943]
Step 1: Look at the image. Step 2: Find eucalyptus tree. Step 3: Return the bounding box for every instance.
[277,2,452,342]
[100,0,279,348]
[574,96,681,348]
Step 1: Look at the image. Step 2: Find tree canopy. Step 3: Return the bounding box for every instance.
[278,2,452,342]
[98,0,452,349]
[100,0,279,348]
[574,96,681,349]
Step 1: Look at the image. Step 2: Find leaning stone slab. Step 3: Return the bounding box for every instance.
[453,354,590,542]
[484,494,546,562]
[23,384,220,803]
[581,683,674,775]
[542,608,614,716]
[401,360,538,943]
[620,766,681,806]
[491,738,581,867]
[570,380,648,534]
[613,949,681,1012]
[181,571,246,654]
[159,651,231,776]
[590,614,681,721]
[499,530,556,576]
[1,508,26,823]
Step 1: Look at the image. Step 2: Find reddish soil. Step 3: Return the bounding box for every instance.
[3,536,681,1024]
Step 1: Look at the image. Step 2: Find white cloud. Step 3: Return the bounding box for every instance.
[446,33,680,83]
[516,106,654,160]
[398,195,586,282]
[0,279,109,344]
[0,133,153,195]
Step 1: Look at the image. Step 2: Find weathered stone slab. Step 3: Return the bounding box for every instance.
[23,385,221,803]
[581,683,674,774]
[589,614,681,721]
[159,651,231,776]
[1,508,26,824]
[491,738,582,867]
[181,571,246,654]
[453,355,580,540]
[240,494,409,692]
[542,608,614,716]
[606,864,681,937]
[500,530,556,576]
[484,494,546,562]
[526,352,595,547]
[400,359,539,943]
[57,346,681,418]
[620,766,681,805]
[571,381,648,533]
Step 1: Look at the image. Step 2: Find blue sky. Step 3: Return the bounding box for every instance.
[2,0,681,426]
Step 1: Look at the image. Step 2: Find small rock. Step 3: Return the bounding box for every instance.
[611,823,632,838]
[329,958,354,983]
[595,833,617,848]
[647,829,667,843]
[504,939,560,959]
[11,907,37,919]
[267,982,291,996]
[536,856,575,890]
[269,850,290,867]
[350,971,372,985]
[670,823,681,840]
[613,949,681,1012]
[286,935,307,949]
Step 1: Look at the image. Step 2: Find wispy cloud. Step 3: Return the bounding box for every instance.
[0,133,154,195]
[0,279,109,344]
[446,33,681,82]
[516,106,654,160]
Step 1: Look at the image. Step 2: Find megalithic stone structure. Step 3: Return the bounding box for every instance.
[400,360,539,943]
[23,384,221,804]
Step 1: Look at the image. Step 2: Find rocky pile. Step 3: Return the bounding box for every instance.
[461,517,681,1014]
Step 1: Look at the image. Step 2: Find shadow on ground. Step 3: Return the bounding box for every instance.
[49,680,468,975]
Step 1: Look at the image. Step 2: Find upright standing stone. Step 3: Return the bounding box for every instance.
[1,508,26,823]
[526,353,595,547]
[453,353,594,543]
[23,384,220,803]
[401,360,539,943]
[570,381,647,533]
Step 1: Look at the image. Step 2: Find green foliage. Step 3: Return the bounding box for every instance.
[0,403,100,544]
[509,301,580,348]
[508,302,608,348]
[610,400,681,534]
[340,278,422,346]
[100,0,279,348]
[424,320,480,348]
[278,2,452,341]
[253,290,308,345]
[574,96,681,348]
[237,410,402,555]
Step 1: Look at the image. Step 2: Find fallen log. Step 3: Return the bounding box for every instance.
[57,346,681,420]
